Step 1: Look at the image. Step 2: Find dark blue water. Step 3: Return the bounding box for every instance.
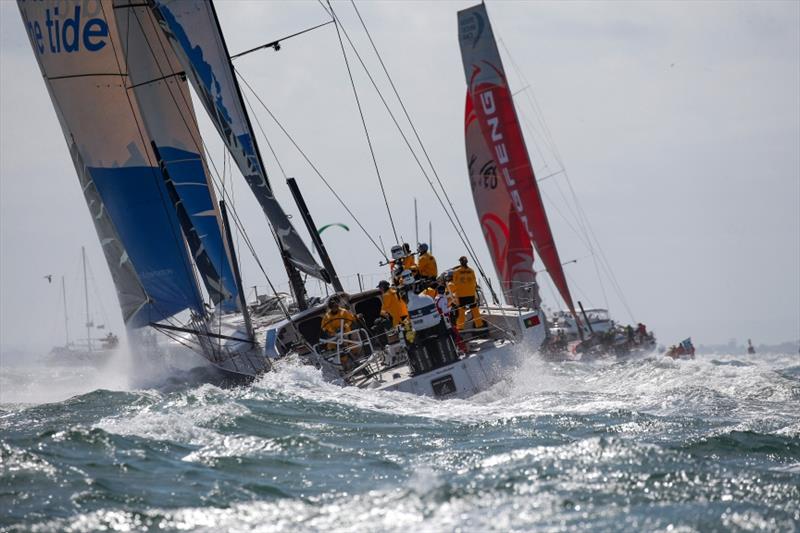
[1,350,799,531]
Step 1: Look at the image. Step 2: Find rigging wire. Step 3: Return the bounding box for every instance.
[234,69,387,260]
[347,1,493,272]
[230,20,335,60]
[326,0,399,246]
[319,0,499,302]
[241,90,289,180]
[498,36,636,322]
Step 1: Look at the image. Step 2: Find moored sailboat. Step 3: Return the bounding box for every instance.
[48,247,120,366]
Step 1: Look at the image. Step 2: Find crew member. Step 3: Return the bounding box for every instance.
[402,243,416,271]
[320,299,360,367]
[434,284,450,320]
[452,256,484,330]
[378,280,408,326]
[417,243,437,281]
[636,323,647,342]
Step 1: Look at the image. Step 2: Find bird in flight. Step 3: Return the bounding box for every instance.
[43,274,53,283]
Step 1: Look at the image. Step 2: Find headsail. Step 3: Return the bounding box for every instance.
[458,3,576,317]
[113,0,239,312]
[148,0,327,281]
[18,0,204,327]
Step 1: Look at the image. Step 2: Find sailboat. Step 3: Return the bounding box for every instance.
[19,0,638,397]
[48,247,119,366]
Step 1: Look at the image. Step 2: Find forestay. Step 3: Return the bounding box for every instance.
[148,0,327,281]
[18,0,204,327]
[113,0,239,312]
[458,3,576,316]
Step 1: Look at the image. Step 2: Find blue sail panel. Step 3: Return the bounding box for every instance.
[150,0,328,281]
[17,0,208,328]
[90,165,204,326]
[158,146,239,312]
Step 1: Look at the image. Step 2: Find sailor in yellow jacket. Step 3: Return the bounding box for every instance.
[401,243,416,271]
[452,256,484,330]
[417,243,437,281]
[320,299,361,367]
[378,280,408,326]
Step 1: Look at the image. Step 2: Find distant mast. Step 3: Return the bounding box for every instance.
[82,247,91,354]
[457,3,578,317]
[61,276,69,347]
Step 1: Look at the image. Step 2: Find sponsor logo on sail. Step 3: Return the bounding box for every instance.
[21,3,109,56]
[479,89,533,240]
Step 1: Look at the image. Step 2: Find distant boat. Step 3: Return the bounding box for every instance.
[48,247,119,367]
[665,338,695,360]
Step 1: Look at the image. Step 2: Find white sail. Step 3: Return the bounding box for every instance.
[18,0,204,327]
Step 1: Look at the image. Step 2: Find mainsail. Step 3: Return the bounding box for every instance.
[148,0,327,281]
[465,94,537,307]
[18,0,205,327]
[458,3,577,317]
[113,0,239,312]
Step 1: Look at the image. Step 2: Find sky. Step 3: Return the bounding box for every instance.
[1,0,798,351]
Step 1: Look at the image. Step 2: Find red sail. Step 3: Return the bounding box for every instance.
[465,94,538,308]
[458,3,577,316]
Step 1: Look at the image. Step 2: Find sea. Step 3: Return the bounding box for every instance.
[1,348,798,532]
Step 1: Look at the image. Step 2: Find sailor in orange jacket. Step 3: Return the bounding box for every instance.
[378,280,408,326]
[320,299,361,367]
[452,256,484,330]
[417,243,437,281]
[401,243,416,271]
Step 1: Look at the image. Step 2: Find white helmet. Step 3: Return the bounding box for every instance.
[390,245,404,260]
[400,269,415,287]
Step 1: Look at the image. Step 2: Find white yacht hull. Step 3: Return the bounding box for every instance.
[171,292,546,399]
[370,308,546,399]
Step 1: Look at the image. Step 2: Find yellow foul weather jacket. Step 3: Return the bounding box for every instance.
[380,288,408,326]
[451,265,478,298]
[321,309,357,337]
[417,252,437,278]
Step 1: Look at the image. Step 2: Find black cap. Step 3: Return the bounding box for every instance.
[377,280,390,290]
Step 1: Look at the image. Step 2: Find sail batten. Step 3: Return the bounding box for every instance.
[18,0,205,327]
[458,3,576,316]
[148,0,327,281]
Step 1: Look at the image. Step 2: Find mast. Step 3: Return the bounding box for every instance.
[206,1,314,306]
[61,275,69,346]
[82,246,92,354]
[414,198,419,245]
[286,178,344,294]
[219,201,254,340]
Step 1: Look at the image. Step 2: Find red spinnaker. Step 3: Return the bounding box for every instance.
[465,94,537,308]
[458,3,577,317]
